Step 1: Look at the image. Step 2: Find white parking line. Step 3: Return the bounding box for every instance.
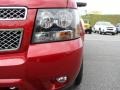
[85,39,120,42]
[85,34,120,42]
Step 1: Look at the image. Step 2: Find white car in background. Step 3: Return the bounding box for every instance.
[116,23,120,33]
[92,21,117,35]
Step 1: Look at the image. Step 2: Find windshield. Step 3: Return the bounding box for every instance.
[96,22,113,26]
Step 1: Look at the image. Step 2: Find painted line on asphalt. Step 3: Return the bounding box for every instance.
[85,39,120,42]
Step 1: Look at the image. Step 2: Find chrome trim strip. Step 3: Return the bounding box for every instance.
[0,7,27,20]
[0,28,23,52]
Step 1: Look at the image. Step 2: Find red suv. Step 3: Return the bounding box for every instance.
[0,0,86,90]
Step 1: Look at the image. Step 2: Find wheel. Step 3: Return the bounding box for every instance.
[85,30,88,34]
[74,62,83,86]
[89,31,92,34]
[99,31,102,35]
[89,29,92,34]
[112,33,115,35]
[103,32,106,35]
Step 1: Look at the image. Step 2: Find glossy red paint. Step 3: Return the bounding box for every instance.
[0,9,37,54]
[0,0,84,90]
[67,0,78,8]
[0,0,78,8]
[0,39,83,90]
[0,0,68,8]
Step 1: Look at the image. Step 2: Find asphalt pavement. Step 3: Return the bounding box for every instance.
[69,33,120,90]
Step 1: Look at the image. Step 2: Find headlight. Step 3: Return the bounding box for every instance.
[32,9,81,43]
[37,11,54,29]
[56,10,73,28]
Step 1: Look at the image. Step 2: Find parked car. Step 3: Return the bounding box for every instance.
[92,21,117,35]
[116,23,120,33]
[93,21,117,35]
[83,19,92,34]
[0,0,86,90]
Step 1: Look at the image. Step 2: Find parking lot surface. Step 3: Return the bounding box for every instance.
[69,34,120,90]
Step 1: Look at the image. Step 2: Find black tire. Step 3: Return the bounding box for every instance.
[89,32,92,34]
[116,31,118,34]
[99,31,102,35]
[97,31,100,34]
[112,33,115,35]
[74,62,83,86]
[103,32,106,35]
[85,30,88,34]
[89,29,92,34]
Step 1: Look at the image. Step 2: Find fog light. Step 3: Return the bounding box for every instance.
[9,87,17,90]
[56,76,68,83]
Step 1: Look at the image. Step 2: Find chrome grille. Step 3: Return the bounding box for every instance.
[0,7,27,20]
[0,29,23,52]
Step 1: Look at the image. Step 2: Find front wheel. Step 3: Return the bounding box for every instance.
[99,31,102,35]
[74,62,83,86]
[112,33,115,35]
[89,29,92,34]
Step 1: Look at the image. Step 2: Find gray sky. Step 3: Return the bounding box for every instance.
[77,0,120,14]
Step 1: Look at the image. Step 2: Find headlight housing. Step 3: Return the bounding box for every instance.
[38,11,54,29]
[56,10,73,28]
[32,9,81,43]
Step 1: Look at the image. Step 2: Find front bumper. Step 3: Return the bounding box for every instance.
[104,30,116,33]
[0,38,83,90]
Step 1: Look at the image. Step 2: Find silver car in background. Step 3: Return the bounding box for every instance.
[116,23,120,33]
[92,21,117,35]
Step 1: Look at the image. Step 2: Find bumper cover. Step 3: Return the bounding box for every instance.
[0,38,83,90]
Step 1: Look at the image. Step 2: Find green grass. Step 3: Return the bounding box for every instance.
[82,14,120,26]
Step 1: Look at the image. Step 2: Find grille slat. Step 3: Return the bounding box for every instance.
[0,29,23,52]
[0,7,27,20]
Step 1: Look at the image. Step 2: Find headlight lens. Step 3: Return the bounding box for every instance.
[56,10,73,28]
[32,9,81,43]
[38,11,54,29]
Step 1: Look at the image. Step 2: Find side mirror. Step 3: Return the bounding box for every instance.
[77,2,87,7]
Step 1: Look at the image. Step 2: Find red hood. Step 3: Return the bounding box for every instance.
[0,0,69,8]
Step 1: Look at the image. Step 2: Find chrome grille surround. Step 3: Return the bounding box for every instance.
[0,7,27,20]
[0,29,23,52]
